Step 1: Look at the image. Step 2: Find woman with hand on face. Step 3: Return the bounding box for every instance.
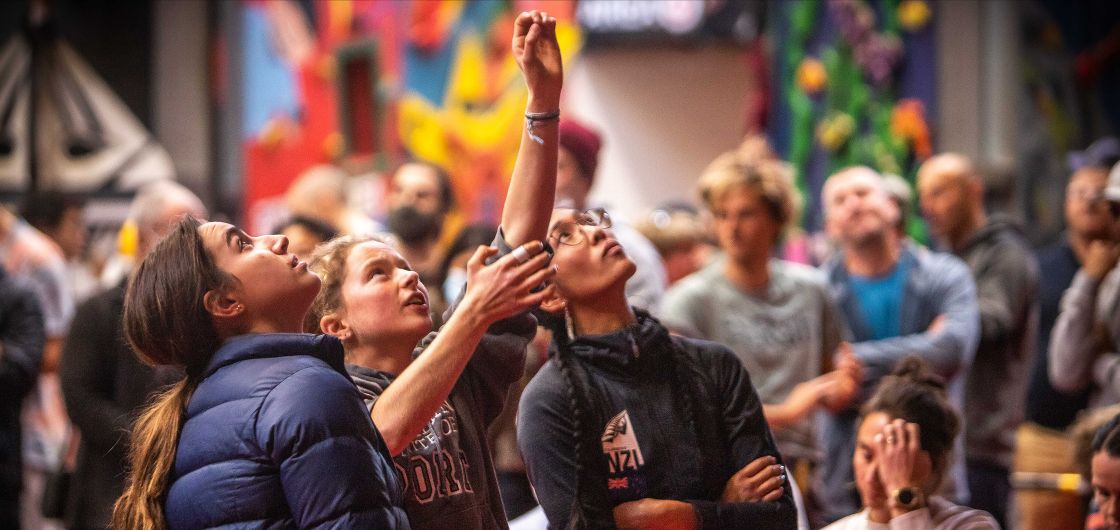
[112,217,406,530]
[824,357,998,529]
[304,11,562,530]
[515,206,798,530]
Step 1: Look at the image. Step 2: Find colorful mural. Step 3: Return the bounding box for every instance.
[239,0,581,234]
[770,0,937,238]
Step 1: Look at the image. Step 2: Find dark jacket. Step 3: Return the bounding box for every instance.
[0,269,45,527]
[165,333,407,529]
[1025,236,1089,430]
[59,281,183,528]
[955,216,1039,468]
[517,312,796,530]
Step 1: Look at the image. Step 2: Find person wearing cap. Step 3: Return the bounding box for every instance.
[1049,159,1120,416]
[557,119,667,310]
[917,153,1040,528]
[1015,137,1120,530]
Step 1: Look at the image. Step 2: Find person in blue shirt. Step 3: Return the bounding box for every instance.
[111,217,408,530]
[817,166,980,523]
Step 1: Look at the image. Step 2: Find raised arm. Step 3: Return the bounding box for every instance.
[1049,241,1120,392]
[365,12,564,456]
[501,10,563,246]
[372,244,555,455]
[1048,272,1105,392]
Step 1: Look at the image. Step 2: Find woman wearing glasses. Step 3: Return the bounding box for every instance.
[517,207,798,529]
[303,11,562,530]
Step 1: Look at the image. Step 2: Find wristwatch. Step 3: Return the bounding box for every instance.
[890,486,925,510]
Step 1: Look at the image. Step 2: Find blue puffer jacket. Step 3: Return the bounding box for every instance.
[165,333,408,529]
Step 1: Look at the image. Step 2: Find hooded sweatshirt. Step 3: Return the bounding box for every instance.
[517,311,797,530]
[954,215,1039,468]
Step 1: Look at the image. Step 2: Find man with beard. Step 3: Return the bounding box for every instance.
[385,160,459,316]
[817,166,980,523]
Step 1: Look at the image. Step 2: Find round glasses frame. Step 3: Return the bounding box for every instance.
[548,208,612,246]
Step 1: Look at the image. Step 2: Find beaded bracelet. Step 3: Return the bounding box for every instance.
[525,110,560,145]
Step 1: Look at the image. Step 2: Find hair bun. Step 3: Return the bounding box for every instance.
[891,356,946,392]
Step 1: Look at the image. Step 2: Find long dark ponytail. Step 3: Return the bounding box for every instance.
[113,217,232,530]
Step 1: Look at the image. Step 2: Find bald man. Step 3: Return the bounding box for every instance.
[286,164,380,236]
[917,154,1039,527]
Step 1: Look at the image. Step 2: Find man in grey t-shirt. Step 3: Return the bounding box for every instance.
[659,145,858,497]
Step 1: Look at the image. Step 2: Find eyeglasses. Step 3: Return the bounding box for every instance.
[1067,187,1107,204]
[1068,187,1120,217]
[549,208,612,246]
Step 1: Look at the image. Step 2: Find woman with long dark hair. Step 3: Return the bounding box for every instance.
[516,207,798,529]
[110,218,406,530]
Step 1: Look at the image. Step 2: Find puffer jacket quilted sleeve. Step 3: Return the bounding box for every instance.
[165,334,407,529]
[259,362,404,528]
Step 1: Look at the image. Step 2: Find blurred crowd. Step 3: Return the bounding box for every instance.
[3,15,1120,530]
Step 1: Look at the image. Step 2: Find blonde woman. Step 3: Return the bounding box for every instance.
[305,11,562,530]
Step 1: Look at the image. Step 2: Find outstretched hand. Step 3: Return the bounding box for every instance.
[512,10,562,106]
[459,241,556,325]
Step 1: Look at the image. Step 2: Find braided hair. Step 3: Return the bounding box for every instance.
[536,308,703,529]
[537,309,612,529]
